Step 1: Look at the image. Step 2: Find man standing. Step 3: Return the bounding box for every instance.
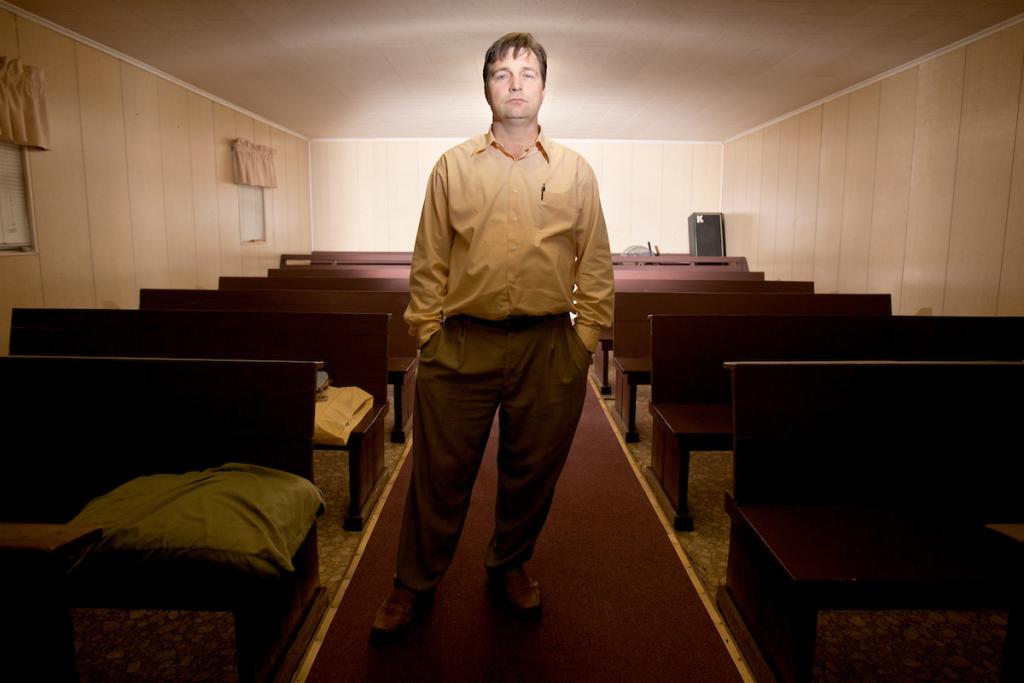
[372,32,614,640]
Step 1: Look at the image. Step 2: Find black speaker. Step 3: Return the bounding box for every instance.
[687,212,726,256]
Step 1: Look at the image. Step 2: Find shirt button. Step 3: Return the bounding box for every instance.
[511,215,518,222]
[512,188,518,194]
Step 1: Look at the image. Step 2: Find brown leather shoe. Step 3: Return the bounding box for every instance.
[370,587,421,642]
[490,566,542,617]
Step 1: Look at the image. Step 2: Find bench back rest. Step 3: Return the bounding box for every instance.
[140,288,416,357]
[613,268,764,281]
[614,279,814,294]
[617,292,892,358]
[268,265,411,278]
[280,251,412,266]
[221,275,410,292]
[612,254,749,270]
[0,355,316,523]
[888,315,1024,359]
[279,252,747,268]
[10,308,389,404]
[651,313,1024,406]
[650,314,890,404]
[729,361,1024,521]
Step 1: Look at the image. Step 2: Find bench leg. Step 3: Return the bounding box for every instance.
[1005,602,1021,683]
[612,380,640,442]
[599,343,612,395]
[4,556,78,681]
[612,365,641,442]
[650,412,692,530]
[672,438,694,531]
[390,367,418,444]
[344,442,365,531]
[390,377,406,443]
[344,415,387,531]
[610,366,643,440]
[235,533,328,683]
[626,382,639,442]
[724,516,818,683]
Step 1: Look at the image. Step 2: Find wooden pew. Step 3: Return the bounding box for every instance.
[9,308,389,532]
[612,292,892,442]
[222,275,410,292]
[140,287,417,444]
[280,251,412,267]
[649,313,1024,530]
[0,355,329,683]
[718,360,1023,683]
[222,273,788,410]
[592,279,815,394]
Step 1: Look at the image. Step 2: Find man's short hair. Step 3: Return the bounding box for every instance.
[483,33,547,87]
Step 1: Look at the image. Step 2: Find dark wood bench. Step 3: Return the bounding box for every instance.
[592,279,816,394]
[717,360,1023,683]
[9,308,389,531]
[140,287,417,444]
[612,292,893,442]
[0,355,328,683]
[280,251,412,267]
[221,275,410,292]
[649,313,1024,530]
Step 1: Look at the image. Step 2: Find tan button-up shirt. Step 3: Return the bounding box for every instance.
[404,130,614,352]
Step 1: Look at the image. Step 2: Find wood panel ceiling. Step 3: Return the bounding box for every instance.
[6,0,1024,141]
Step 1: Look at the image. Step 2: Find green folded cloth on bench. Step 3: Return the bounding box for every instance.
[71,463,325,579]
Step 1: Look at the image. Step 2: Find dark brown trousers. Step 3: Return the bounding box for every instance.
[395,313,590,593]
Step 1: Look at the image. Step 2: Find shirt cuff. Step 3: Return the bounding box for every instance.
[573,324,601,353]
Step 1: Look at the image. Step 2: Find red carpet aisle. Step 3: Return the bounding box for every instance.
[306,387,743,683]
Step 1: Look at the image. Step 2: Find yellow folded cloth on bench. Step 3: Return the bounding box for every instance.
[313,385,373,446]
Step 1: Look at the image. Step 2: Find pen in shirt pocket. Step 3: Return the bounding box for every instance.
[541,183,546,201]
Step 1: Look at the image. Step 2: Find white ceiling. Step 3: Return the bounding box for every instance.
[7,0,1024,141]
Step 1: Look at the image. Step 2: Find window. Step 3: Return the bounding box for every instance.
[0,141,34,252]
[238,184,266,243]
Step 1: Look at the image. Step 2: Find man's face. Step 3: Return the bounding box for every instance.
[485,49,545,124]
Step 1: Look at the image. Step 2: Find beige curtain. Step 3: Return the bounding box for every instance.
[0,57,50,150]
[231,138,277,188]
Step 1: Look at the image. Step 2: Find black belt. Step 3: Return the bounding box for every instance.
[452,313,568,331]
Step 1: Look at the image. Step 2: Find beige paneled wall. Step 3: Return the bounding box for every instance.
[0,9,311,352]
[723,21,1024,316]
[311,139,722,255]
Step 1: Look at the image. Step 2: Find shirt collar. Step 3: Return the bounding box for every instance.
[474,127,551,163]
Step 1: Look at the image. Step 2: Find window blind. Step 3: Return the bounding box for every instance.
[0,142,31,248]
[239,184,265,243]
